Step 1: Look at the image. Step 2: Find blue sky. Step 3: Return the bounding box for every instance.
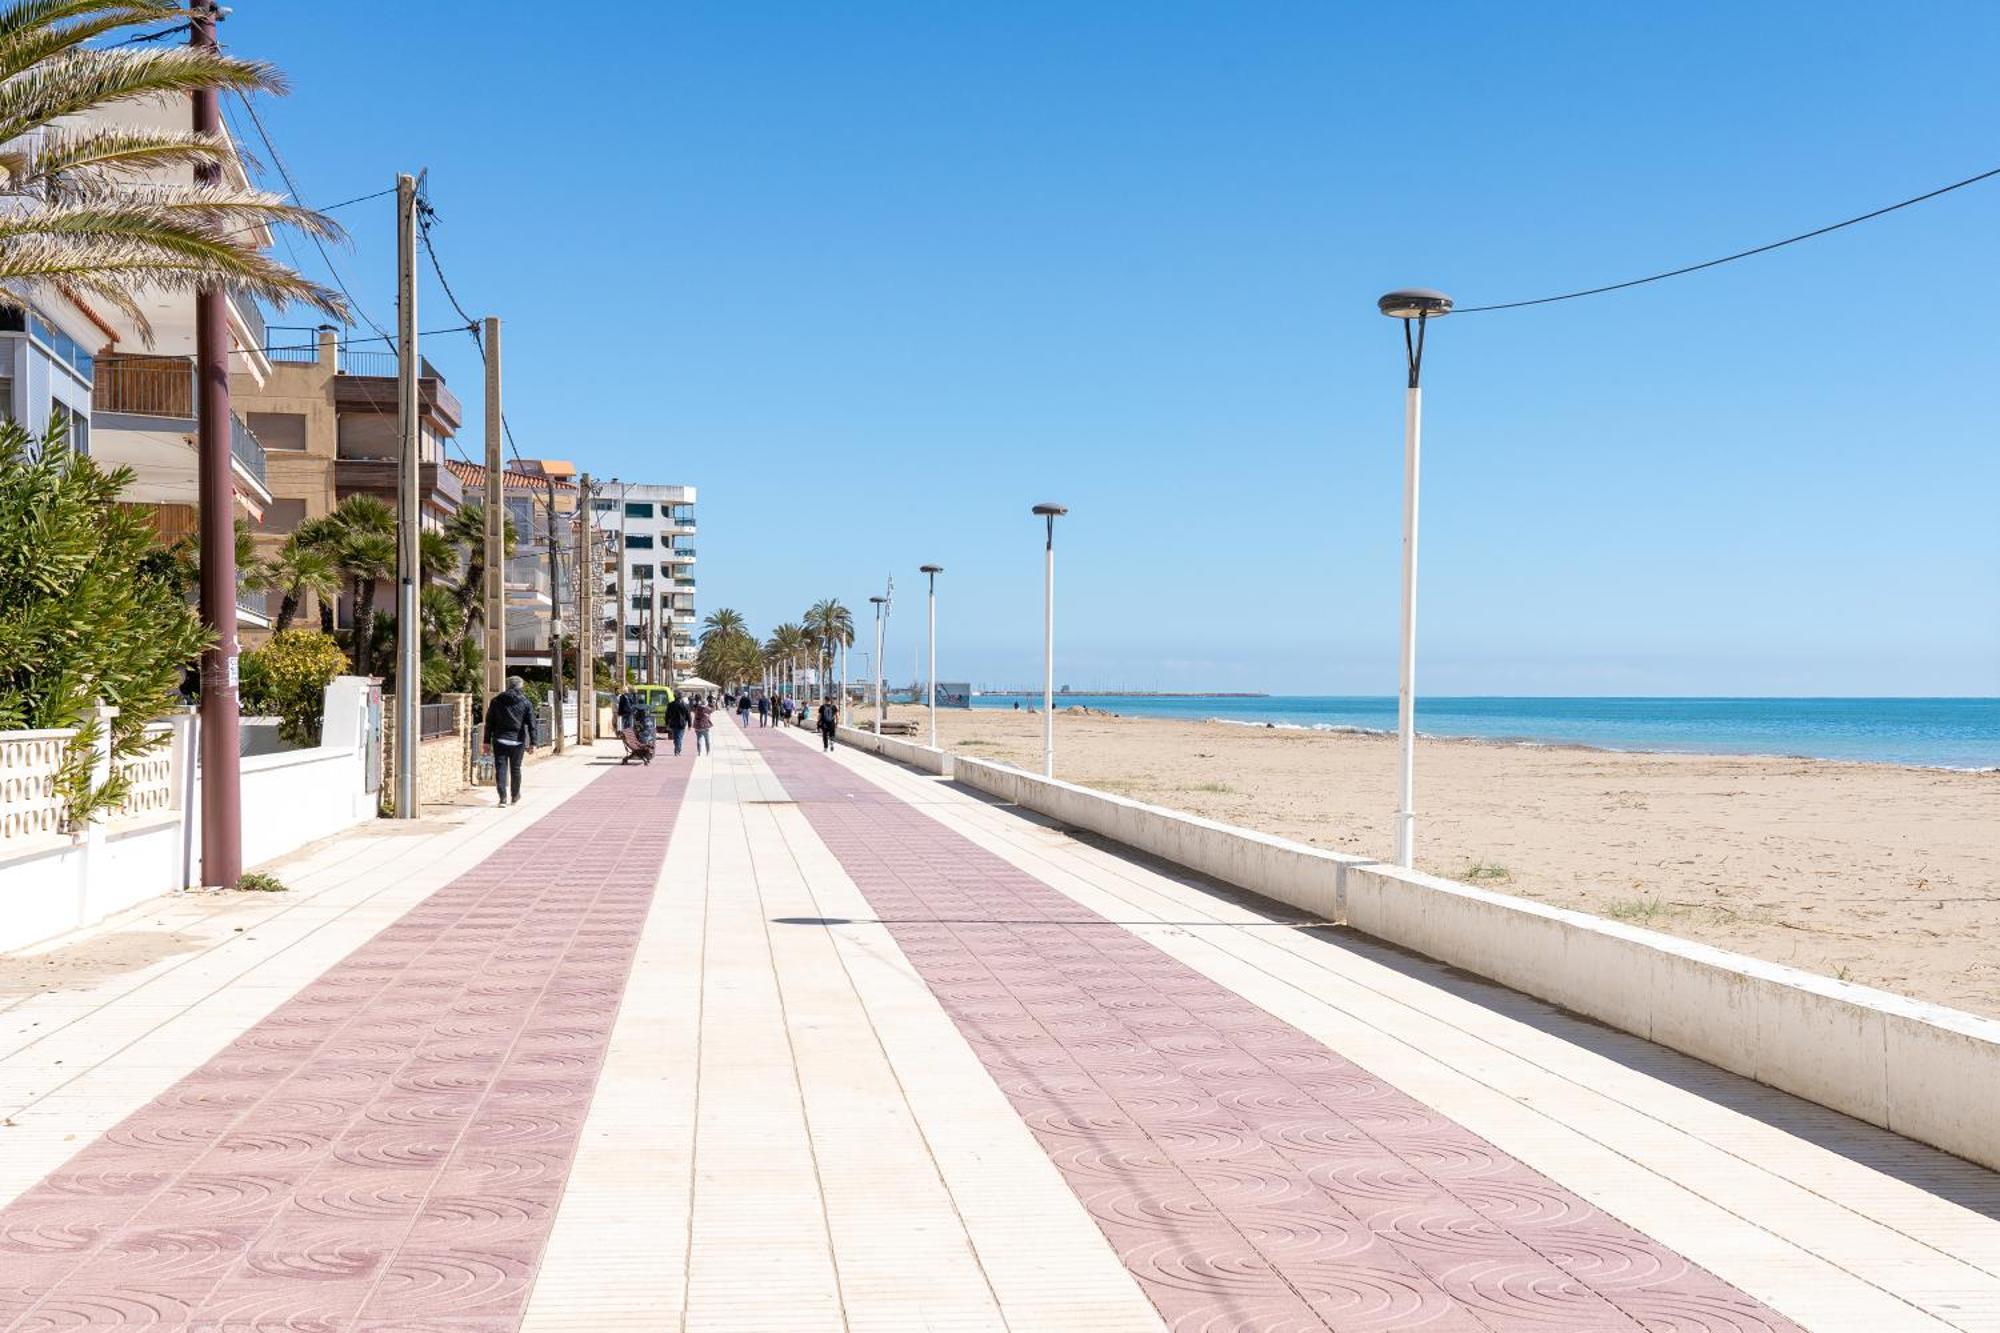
[229,2,1997,696]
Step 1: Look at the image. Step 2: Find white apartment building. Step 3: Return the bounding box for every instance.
[589,483,697,681]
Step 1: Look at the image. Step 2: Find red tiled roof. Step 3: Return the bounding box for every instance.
[444,459,578,492]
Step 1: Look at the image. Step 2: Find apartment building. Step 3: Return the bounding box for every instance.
[230,327,466,639]
[442,458,579,674]
[588,483,697,682]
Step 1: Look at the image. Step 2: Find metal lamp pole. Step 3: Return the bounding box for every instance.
[920,564,943,749]
[870,596,888,731]
[1377,288,1452,869]
[1032,504,1066,777]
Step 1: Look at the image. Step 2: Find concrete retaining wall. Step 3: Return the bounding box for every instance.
[835,724,952,776]
[920,751,2000,1172]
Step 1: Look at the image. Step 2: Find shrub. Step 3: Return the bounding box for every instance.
[240,629,347,746]
[0,419,210,825]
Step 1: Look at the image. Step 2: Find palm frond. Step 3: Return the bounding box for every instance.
[5,125,234,190]
[0,47,280,144]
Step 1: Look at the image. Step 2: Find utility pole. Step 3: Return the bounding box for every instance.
[577,473,594,743]
[390,172,421,819]
[482,316,503,702]
[614,482,628,691]
[190,1,240,885]
[545,478,565,754]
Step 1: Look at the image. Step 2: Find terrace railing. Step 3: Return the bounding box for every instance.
[92,355,193,419]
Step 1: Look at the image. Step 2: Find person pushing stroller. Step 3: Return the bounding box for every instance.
[620,704,657,765]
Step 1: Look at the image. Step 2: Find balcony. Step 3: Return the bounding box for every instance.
[93,355,193,421]
[230,412,267,489]
[672,547,697,561]
[673,577,695,588]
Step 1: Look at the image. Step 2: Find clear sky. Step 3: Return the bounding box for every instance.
[227,2,1997,696]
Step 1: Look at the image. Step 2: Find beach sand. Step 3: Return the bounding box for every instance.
[871,703,2000,1019]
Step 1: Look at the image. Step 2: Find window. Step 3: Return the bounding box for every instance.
[259,499,307,534]
[593,498,616,512]
[625,625,642,640]
[631,595,649,611]
[624,501,654,519]
[248,411,307,452]
[630,563,652,579]
[337,413,396,459]
[624,533,653,549]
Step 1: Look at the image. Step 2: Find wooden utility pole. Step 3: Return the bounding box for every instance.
[482,315,503,701]
[544,478,565,753]
[576,474,594,742]
[190,1,240,884]
[391,172,421,819]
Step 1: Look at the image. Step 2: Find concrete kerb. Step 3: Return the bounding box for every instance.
[833,742,2000,1173]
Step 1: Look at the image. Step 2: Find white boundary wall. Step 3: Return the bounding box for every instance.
[853,744,2000,1172]
[835,724,952,776]
[0,678,379,953]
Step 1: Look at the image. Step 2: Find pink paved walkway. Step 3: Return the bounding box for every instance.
[0,760,688,1332]
[749,726,1805,1333]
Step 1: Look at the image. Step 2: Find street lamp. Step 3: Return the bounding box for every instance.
[1031,503,1067,777]
[869,595,888,731]
[1376,287,1452,868]
[920,564,943,749]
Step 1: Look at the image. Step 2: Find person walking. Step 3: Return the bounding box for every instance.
[736,692,752,726]
[483,675,539,808]
[756,694,770,727]
[817,698,839,752]
[663,692,690,756]
[615,687,640,732]
[692,696,715,755]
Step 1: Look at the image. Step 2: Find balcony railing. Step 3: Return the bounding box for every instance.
[673,577,696,587]
[230,412,267,488]
[264,324,322,366]
[673,547,697,559]
[235,297,266,358]
[93,355,193,418]
[235,573,266,622]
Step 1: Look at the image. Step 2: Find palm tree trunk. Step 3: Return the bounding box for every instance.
[275,587,300,634]
[352,577,376,677]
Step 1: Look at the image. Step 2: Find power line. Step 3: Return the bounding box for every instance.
[229,90,395,344]
[1457,163,2000,314]
[230,322,476,359]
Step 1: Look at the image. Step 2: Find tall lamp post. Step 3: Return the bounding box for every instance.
[1031,503,1067,777]
[919,564,943,748]
[869,595,888,731]
[1377,288,1452,868]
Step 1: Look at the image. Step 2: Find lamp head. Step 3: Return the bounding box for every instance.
[920,563,943,575]
[1031,502,1068,517]
[869,596,887,606]
[1377,288,1453,319]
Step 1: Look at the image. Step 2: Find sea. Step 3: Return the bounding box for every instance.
[969,695,2000,770]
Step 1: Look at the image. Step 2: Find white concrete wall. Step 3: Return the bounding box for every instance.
[0,679,379,953]
[909,750,2000,1174]
[835,724,952,776]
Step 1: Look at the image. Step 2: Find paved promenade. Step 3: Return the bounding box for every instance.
[1,720,1996,1330]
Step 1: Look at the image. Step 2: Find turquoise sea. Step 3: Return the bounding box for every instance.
[969,695,2000,770]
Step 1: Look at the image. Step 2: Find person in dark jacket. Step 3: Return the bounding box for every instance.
[483,675,539,807]
[756,694,770,727]
[691,698,715,754]
[663,694,692,756]
[615,688,640,731]
[817,699,839,752]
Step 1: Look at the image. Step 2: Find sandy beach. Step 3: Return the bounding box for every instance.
[871,703,2000,1019]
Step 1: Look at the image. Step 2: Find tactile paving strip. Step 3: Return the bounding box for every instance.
[749,729,1804,1333]
[0,759,689,1332]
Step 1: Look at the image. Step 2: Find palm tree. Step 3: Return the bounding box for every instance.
[804,598,853,696]
[701,607,747,646]
[440,500,516,633]
[765,622,808,699]
[263,530,339,632]
[322,495,394,677]
[0,0,344,332]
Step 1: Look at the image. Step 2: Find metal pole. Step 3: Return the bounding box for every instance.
[190,2,240,884]
[1042,515,1055,778]
[393,172,420,819]
[546,479,564,754]
[927,571,938,749]
[874,601,885,730]
[577,473,594,743]
[1395,382,1422,868]
[839,639,847,725]
[482,316,503,701]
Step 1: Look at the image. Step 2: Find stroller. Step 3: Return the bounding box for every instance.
[620,707,657,766]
